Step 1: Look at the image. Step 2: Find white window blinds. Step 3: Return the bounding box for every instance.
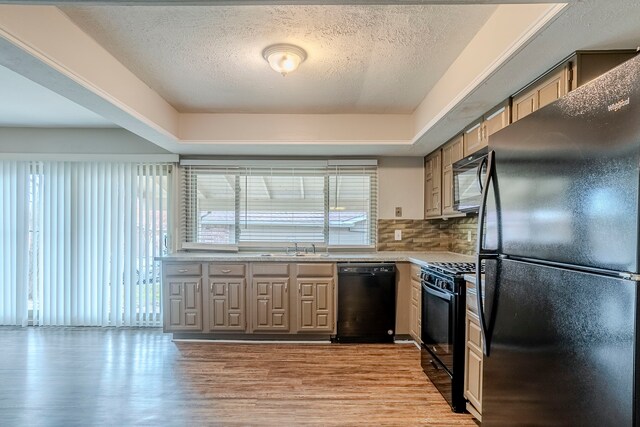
[328,165,377,246]
[181,166,238,246]
[239,167,326,243]
[180,160,377,248]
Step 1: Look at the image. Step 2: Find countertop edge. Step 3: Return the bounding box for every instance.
[155,251,475,264]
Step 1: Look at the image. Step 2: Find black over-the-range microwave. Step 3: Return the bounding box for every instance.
[452,147,488,213]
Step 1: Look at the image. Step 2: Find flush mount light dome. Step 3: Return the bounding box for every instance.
[262,44,307,76]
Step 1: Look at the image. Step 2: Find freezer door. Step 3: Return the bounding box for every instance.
[485,55,640,273]
[482,258,638,426]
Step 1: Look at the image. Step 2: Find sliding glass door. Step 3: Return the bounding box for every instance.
[0,160,173,327]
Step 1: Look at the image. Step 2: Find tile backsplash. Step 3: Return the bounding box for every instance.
[378,215,478,255]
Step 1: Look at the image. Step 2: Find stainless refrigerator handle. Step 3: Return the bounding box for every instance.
[476,150,495,357]
[477,156,488,193]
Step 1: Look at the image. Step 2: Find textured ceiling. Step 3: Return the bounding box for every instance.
[61,4,496,114]
[0,64,114,128]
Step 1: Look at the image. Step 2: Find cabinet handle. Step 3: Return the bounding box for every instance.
[221,269,232,274]
[196,283,200,292]
[285,283,288,293]
[178,269,188,273]
[210,283,213,292]
[298,283,301,294]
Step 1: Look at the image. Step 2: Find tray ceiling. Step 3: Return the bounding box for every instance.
[61,4,496,114]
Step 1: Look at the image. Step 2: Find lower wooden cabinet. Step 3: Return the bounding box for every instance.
[163,261,338,335]
[165,277,203,332]
[297,278,334,332]
[409,272,422,343]
[465,282,483,421]
[252,277,290,331]
[208,278,246,331]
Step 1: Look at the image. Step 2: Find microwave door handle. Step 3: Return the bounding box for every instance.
[477,156,488,193]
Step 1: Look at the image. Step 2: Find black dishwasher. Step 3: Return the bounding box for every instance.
[334,263,396,343]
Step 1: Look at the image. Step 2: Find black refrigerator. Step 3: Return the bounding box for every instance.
[476,54,640,426]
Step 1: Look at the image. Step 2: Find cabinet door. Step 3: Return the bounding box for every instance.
[463,122,483,157]
[465,310,483,415]
[409,277,422,343]
[441,135,463,215]
[165,277,202,331]
[297,278,334,332]
[512,89,537,122]
[537,66,569,110]
[252,277,289,331]
[465,346,483,412]
[208,278,246,331]
[483,105,510,143]
[424,150,442,218]
[513,65,570,123]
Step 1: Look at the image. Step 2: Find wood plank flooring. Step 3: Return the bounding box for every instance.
[0,328,476,426]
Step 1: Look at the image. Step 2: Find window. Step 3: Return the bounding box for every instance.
[181,160,377,248]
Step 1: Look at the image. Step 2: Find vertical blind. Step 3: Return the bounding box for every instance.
[0,161,31,326]
[180,160,377,248]
[0,160,172,327]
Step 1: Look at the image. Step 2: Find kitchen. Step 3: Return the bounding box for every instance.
[0,1,640,426]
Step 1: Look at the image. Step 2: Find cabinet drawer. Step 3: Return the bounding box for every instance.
[410,264,421,281]
[208,263,246,277]
[297,263,334,277]
[165,263,202,276]
[467,311,483,352]
[252,263,289,277]
[466,292,479,315]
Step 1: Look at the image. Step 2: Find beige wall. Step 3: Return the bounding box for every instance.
[0,127,170,154]
[378,157,424,220]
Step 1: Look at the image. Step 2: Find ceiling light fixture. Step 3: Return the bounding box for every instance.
[262,44,307,76]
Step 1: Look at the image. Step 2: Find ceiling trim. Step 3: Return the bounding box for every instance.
[0,3,567,156]
[0,1,575,4]
[0,153,179,162]
[0,5,180,148]
[412,2,567,147]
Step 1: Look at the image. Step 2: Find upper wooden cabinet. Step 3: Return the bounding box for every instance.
[512,64,570,123]
[424,149,442,219]
[441,135,464,216]
[513,50,636,123]
[463,102,510,157]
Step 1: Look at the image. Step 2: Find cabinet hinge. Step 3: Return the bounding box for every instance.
[567,66,574,90]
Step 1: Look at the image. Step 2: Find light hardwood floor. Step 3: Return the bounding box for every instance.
[0,328,476,426]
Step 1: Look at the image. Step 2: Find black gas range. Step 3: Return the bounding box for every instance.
[420,261,481,413]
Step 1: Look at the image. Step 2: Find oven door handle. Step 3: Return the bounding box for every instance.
[421,283,454,301]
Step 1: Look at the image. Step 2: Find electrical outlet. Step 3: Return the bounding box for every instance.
[467,230,472,242]
[395,207,402,217]
[395,230,402,241]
